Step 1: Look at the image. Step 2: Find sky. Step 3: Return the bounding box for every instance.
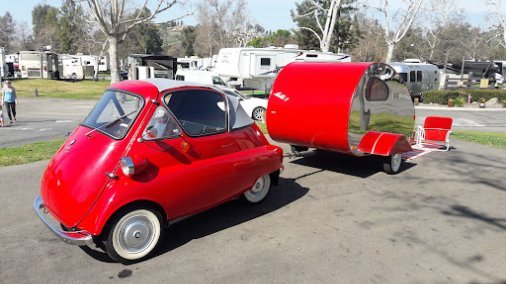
[0,0,498,32]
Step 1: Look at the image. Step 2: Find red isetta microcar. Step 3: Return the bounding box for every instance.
[34,79,283,263]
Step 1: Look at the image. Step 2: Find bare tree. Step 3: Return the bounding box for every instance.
[293,0,343,52]
[76,0,188,83]
[422,0,462,61]
[487,0,506,47]
[195,0,258,55]
[365,0,423,62]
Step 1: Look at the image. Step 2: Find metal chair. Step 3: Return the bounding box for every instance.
[414,116,453,151]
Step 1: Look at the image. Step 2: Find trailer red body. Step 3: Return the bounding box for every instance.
[267,62,414,172]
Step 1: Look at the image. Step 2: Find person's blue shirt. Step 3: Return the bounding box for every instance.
[3,88,15,103]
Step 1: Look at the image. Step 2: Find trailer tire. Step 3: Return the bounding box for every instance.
[383,153,402,174]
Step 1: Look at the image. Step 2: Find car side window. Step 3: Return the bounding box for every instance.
[164,89,227,137]
[143,107,182,140]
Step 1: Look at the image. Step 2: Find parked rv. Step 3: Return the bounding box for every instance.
[19,51,59,79]
[175,70,226,86]
[128,54,177,80]
[177,56,214,71]
[78,54,110,72]
[389,60,440,101]
[214,45,351,90]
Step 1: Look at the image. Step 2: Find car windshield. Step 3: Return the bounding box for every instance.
[82,90,143,139]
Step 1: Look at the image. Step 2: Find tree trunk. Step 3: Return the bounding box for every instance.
[109,36,120,84]
[385,43,395,63]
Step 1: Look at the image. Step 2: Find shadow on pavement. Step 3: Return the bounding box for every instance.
[442,205,506,230]
[80,177,309,263]
[290,150,416,178]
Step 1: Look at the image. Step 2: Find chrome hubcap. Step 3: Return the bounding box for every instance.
[252,177,266,193]
[391,154,402,172]
[253,108,264,121]
[119,216,154,253]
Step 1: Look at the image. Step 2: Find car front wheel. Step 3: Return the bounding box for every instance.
[252,107,266,121]
[103,207,163,263]
[244,174,271,203]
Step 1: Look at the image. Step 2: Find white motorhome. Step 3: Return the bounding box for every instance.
[18,51,59,79]
[214,45,351,90]
[389,59,440,101]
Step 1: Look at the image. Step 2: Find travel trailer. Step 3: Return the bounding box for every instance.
[175,70,226,86]
[0,47,7,78]
[128,54,177,80]
[18,51,59,79]
[78,54,110,72]
[389,60,440,101]
[177,56,214,71]
[58,55,94,80]
[214,45,351,90]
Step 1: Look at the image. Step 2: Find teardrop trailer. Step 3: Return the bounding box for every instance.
[267,62,414,173]
[33,62,416,263]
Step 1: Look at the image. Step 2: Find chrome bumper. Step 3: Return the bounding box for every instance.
[33,196,94,246]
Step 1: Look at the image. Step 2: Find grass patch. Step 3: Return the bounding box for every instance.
[256,121,268,133]
[452,131,506,148]
[13,78,110,99]
[0,139,65,167]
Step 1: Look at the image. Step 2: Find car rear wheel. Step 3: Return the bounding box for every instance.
[252,107,266,122]
[244,174,271,203]
[383,153,402,174]
[104,207,163,263]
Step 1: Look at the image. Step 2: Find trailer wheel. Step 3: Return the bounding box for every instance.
[103,206,164,263]
[383,153,402,174]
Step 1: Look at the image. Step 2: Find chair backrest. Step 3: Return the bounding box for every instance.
[423,116,453,141]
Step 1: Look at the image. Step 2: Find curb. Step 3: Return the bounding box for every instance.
[415,106,506,111]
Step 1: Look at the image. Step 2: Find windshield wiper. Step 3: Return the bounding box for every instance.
[85,109,139,137]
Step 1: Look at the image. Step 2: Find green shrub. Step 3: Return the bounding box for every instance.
[423,89,506,104]
[454,96,465,107]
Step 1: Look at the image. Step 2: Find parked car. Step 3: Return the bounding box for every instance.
[217,86,268,122]
[34,79,283,263]
[175,70,268,122]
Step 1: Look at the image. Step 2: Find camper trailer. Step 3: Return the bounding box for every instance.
[389,60,440,101]
[58,55,95,80]
[0,47,7,78]
[78,54,110,72]
[128,54,177,80]
[177,57,215,71]
[19,51,59,79]
[214,46,351,90]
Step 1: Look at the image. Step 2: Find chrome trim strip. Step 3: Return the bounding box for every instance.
[33,196,94,246]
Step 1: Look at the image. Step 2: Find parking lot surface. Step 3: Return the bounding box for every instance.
[1,137,505,283]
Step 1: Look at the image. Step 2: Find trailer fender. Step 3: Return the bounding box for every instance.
[357,131,412,157]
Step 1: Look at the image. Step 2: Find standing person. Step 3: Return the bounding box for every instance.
[1,80,17,124]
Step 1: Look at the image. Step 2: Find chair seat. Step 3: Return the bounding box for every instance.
[414,116,453,152]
